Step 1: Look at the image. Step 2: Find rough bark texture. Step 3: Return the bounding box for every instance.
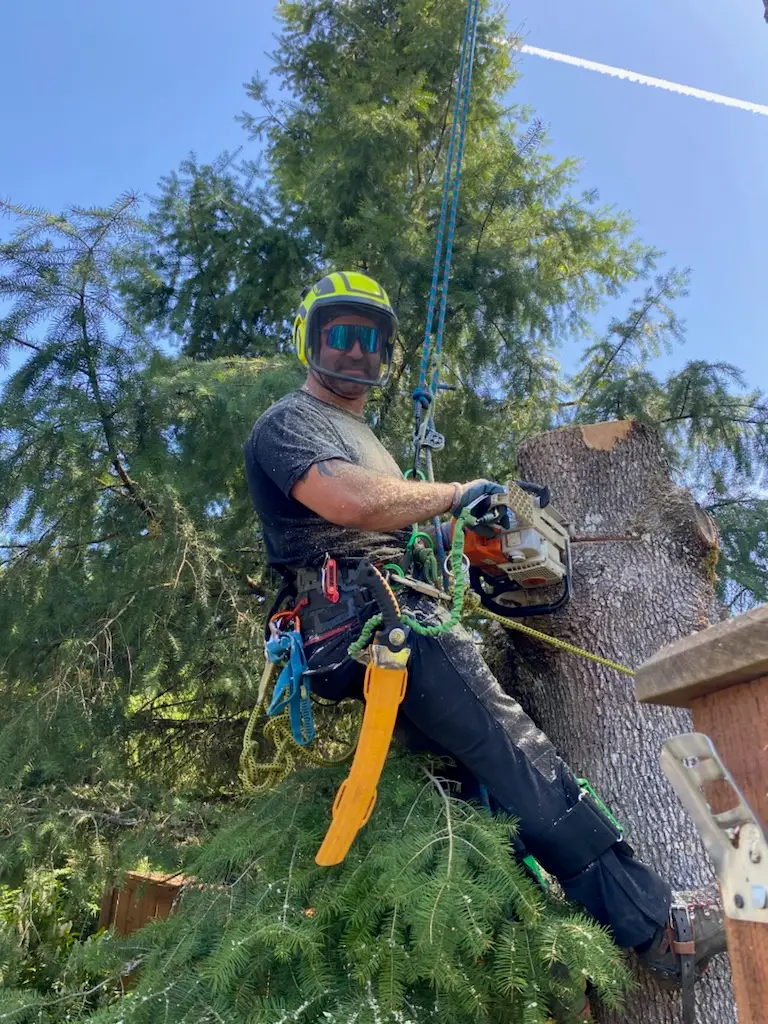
[487,421,736,1024]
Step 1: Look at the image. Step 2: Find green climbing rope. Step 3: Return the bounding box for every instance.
[347,507,477,659]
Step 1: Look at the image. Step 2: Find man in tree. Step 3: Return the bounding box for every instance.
[243,270,726,992]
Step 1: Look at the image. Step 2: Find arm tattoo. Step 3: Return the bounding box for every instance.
[316,462,337,478]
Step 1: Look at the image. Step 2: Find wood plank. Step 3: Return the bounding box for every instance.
[635,605,768,707]
[690,675,768,1024]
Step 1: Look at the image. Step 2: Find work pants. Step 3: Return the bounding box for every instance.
[304,596,671,949]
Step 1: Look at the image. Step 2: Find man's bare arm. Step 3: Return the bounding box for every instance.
[292,460,457,531]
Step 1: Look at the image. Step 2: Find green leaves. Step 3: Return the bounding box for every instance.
[12,756,628,1023]
[118,154,309,360]
[711,495,768,612]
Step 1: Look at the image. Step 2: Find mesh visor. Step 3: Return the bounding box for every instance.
[306,301,396,386]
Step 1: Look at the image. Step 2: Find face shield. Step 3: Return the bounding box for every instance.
[304,301,397,388]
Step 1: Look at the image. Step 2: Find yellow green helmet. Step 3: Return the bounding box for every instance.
[293,270,398,387]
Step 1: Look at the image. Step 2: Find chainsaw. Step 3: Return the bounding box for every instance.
[456,479,573,618]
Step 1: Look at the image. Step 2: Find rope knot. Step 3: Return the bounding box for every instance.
[412,386,433,411]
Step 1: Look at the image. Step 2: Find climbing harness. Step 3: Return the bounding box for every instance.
[241,495,632,816]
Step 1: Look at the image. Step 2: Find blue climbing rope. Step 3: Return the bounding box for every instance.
[412,0,481,581]
[416,0,478,401]
[428,0,480,404]
[265,631,316,747]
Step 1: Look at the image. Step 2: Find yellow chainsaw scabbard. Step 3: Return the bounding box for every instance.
[315,652,408,867]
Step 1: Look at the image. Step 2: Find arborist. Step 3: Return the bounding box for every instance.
[243,269,726,996]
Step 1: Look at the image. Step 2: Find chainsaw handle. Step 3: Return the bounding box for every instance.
[514,480,550,508]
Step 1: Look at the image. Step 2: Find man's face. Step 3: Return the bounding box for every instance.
[314,313,384,399]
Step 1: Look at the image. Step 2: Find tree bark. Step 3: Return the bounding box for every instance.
[489,421,736,1024]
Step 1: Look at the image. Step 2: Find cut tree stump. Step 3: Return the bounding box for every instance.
[487,420,736,1024]
[636,604,768,1024]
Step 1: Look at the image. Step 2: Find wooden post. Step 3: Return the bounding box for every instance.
[635,604,768,1024]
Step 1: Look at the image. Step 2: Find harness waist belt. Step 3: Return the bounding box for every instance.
[293,562,378,642]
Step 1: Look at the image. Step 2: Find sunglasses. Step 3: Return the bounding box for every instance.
[321,323,383,354]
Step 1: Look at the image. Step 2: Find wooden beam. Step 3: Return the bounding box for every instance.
[635,605,768,1024]
[635,605,768,707]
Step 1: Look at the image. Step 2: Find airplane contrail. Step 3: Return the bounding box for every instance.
[519,44,768,118]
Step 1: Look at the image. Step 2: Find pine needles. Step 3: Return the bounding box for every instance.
[9,755,631,1024]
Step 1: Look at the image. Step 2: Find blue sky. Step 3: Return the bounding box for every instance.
[1,0,766,388]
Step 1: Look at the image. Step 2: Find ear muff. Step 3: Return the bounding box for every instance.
[293,306,309,367]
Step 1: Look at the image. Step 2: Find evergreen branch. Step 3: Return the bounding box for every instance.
[282,842,299,930]
[0,532,119,552]
[139,716,251,731]
[660,414,766,425]
[705,497,755,510]
[726,585,751,610]
[62,807,142,827]
[676,374,693,421]
[7,336,42,352]
[422,768,455,945]
[76,284,156,522]
[575,288,662,405]
[0,962,144,1020]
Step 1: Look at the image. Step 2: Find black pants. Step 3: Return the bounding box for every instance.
[304,595,671,949]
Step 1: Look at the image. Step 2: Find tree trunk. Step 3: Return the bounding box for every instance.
[489,421,736,1024]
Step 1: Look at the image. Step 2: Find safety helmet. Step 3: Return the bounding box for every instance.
[293,270,398,387]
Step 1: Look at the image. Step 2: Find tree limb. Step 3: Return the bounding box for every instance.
[9,336,43,352]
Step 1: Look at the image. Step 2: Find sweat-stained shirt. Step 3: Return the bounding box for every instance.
[243,389,410,572]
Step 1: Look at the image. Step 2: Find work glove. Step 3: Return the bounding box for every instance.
[450,479,513,536]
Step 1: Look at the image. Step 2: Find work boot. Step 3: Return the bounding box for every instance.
[548,962,591,1023]
[636,888,726,1024]
[636,888,726,987]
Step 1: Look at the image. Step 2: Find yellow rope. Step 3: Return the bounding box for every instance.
[240,699,361,793]
[467,596,635,677]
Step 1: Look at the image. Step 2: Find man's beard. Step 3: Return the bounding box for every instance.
[316,356,380,398]
[316,368,371,399]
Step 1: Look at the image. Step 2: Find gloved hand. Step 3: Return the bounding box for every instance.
[450,479,513,535]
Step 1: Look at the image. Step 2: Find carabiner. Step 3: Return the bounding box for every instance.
[322,555,340,604]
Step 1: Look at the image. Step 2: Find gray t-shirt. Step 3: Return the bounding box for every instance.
[244,389,409,571]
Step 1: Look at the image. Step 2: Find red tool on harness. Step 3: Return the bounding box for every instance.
[322,555,340,603]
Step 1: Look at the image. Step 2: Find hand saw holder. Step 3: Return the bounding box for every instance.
[315,560,410,867]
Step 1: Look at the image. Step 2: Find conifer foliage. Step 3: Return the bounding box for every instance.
[1,0,766,1020]
[0,757,631,1023]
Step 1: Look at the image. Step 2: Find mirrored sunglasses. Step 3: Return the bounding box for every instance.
[322,323,382,354]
